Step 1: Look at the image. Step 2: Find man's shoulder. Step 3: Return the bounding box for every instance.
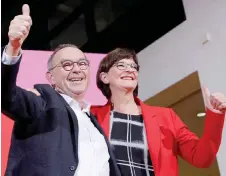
[34,84,52,89]
[33,84,57,96]
[32,84,67,108]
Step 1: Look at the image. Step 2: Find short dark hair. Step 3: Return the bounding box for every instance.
[47,44,78,71]
[96,48,139,99]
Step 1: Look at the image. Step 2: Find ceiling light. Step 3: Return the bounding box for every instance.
[197,112,206,117]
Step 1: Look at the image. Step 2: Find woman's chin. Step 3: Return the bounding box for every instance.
[120,86,135,93]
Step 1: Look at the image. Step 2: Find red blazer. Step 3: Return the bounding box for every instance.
[91,97,225,176]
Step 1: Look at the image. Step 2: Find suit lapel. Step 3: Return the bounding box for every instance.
[89,113,106,134]
[89,113,121,176]
[57,94,79,164]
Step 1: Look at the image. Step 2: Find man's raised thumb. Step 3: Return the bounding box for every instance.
[22,4,30,16]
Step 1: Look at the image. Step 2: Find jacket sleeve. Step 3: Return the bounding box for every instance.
[1,56,46,122]
[171,108,225,168]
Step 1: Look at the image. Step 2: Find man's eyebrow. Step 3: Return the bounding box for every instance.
[78,58,89,61]
[60,59,71,62]
[60,58,88,62]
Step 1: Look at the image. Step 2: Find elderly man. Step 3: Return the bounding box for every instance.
[1,4,120,176]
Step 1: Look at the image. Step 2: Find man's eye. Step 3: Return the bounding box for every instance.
[63,62,72,67]
[78,62,87,66]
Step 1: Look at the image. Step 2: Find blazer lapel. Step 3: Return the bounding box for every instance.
[139,99,161,174]
[96,103,111,138]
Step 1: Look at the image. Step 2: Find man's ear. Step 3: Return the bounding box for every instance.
[99,72,109,84]
[46,71,55,87]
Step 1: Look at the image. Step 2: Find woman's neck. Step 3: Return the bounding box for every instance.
[110,91,140,115]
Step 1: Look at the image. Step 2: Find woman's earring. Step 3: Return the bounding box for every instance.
[111,102,114,110]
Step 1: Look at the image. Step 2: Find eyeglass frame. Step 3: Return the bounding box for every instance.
[48,58,90,71]
[112,61,139,71]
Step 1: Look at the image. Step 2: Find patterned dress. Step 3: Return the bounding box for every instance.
[109,111,155,176]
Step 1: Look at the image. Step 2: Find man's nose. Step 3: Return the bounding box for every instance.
[71,63,80,72]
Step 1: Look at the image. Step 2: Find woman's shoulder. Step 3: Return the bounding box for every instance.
[141,103,173,116]
[136,97,169,111]
[140,100,169,110]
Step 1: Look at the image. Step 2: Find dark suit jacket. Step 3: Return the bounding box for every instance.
[1,57,121,176]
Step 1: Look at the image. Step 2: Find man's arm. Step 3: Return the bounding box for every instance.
[1,4,46,122]
[2,48,47,122]
[2,46,22,65]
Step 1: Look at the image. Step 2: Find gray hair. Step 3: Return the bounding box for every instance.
[47,44,79,71]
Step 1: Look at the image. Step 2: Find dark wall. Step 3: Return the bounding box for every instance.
[1,0,186,53]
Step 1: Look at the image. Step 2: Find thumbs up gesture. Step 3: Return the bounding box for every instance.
[8,4,32,50]
[203,87,226,114]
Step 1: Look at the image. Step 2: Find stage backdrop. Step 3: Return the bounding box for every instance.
[1,50,107,175]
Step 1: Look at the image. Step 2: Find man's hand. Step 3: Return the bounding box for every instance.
[7,4,32,56]
[27,88,41,96]
[203,87,226,114]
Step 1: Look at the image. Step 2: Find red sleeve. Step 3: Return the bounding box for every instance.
[171,108,225,168]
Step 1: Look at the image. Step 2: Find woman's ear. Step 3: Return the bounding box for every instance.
[99,72,109,84]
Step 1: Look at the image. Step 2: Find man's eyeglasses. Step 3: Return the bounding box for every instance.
[48,59,90,71]
[113,62,139,71]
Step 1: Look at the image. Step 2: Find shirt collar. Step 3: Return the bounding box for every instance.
[60,93,91,115]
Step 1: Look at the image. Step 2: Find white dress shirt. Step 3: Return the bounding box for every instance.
[61,94,110,176]
[2,48,110,176]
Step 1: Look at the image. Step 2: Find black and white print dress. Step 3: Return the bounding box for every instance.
[109,111,155,176]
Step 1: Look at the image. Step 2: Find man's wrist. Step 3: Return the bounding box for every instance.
[5,43,21,57]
